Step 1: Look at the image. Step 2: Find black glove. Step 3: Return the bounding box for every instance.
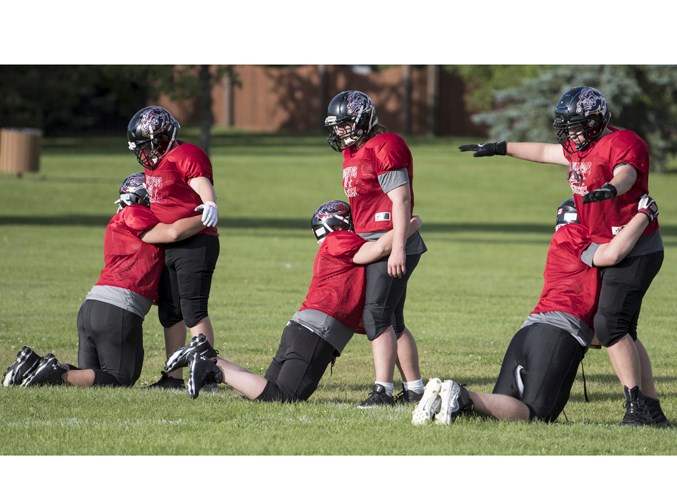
[458,141,507,157]
[582,182,617,203]
[637,194,659,222]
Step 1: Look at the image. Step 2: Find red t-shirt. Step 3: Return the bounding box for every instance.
[530,224,599,327]
[96,205,164,299]
[342,133,415,233]
[564,128,657,242]
[144,141,218,236]
[299,231,367,333]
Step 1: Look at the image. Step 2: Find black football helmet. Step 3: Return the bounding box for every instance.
[324,90,379,152]
[552,86,611,153]
[116,172,150,211]
[127,106,180,169]
[311,200,353,242]
[555,198,578,230]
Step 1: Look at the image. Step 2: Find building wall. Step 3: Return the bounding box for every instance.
[159,65,483,136]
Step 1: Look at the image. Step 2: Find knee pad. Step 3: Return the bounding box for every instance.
[594,313,628,347]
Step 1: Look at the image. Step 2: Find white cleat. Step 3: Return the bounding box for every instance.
[412,378,443,426]
[435,379,462,425]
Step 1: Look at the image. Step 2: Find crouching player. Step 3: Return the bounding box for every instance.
[412,195,670,427]
[3,173,206,388]
[163,200,421,402]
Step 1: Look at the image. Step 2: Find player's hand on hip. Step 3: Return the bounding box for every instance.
[458,141,507,157]
[582,183,617,203]
[637,194,659,222]
[195,201,218,227]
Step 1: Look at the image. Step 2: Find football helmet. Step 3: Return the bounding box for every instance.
[127,106,180,169]
[552,86,611,153]
[555,198,578,230]
[116,172,150,211]
[311,200,353,242]
[324,90,379,152]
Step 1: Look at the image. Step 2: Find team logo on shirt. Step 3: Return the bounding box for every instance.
[145,175,163,203]
[343,166,358,197]
[567,161,592,196]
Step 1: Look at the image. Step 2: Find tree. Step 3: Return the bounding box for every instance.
[469,65,677,172]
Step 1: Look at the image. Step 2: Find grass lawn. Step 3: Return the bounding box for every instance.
[1,130,676,484]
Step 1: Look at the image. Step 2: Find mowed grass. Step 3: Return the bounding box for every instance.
[1,130,676,468]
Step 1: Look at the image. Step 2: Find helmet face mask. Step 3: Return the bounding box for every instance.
[127,106,180,169]
[324,91,378,152]
[311,200,353,243]
[552,86,610,153]
[555,198,578,230]
[116,172,150,212]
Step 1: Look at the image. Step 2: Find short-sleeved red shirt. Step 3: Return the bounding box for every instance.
[299,231,367,333]
[564,128,657,242]
[144,141,217,236]
[96,205,164,299]
[342,133,415,233]
[530,224,599,327]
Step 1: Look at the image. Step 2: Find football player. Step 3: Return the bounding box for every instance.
[163,200,422,403]
[458,86,664,426]
[412,196,669,427]
[3,173,206,388]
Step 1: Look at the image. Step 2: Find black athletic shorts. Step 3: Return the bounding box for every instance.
[594,251,663,346]
[77,299,144,386]
[492,323,584,422]
[158,233,220,328]
[258,321,336,402]
[362,253,421,340]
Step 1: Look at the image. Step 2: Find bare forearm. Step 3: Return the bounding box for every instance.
[593,213,649,267]
[507,142,568,166]
[189,176,217,203]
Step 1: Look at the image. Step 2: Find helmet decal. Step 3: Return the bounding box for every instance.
[576,87,607,118]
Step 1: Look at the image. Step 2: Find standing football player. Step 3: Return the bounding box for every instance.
[127,106,220,390]
[3,173,206,388]
[458,86,664,426]
[412,196,669,427]
[163,201,422,402]
[324,90,428,407]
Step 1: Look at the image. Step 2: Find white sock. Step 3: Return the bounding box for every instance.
[403,379,424,394]
[375,381,394,397]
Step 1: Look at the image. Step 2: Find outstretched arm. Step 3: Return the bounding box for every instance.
[352,215,422,265]
[459,141,568,166]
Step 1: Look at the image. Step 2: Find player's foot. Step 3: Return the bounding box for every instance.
[165,333,218,373]
[357,384,395,408]
[21,354,66,387]
[147,371,185,390]
[394,388,424,404]
[3,346,42,387]
[411,378,442,425]
[620,386,653,426]
[187,353,222,400]
[435,379,472,425]
[644,396,672,428]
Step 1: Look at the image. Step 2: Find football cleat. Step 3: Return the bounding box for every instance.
[164,333,218,373]
[187,352,223,400]
[435,379,472,425]
[21,354,66,387]
[3,346,42,387]
[357,384,395,408]
[394,388,424,404]
[412,378,443,425]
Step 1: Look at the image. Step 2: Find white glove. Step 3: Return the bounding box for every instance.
[195,201,218,227]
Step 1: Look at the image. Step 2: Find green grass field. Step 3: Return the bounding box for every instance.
[1,130,676,481]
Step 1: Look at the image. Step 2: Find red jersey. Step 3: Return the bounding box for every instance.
[96,205,164,300]
[299,231,367,333]
[144,141,217,237]
[531,224,599,327]
[342,133,415,233]
[564,128,657,242]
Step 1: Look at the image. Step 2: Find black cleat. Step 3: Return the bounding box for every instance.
[147,371,185,390]
[620,386,653,426]
[187,353,222,400]
[3,346,42,387]
[394,387,424,404]
[21,354,66,387]
[357,384,394,408]
[164,333,217,373]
